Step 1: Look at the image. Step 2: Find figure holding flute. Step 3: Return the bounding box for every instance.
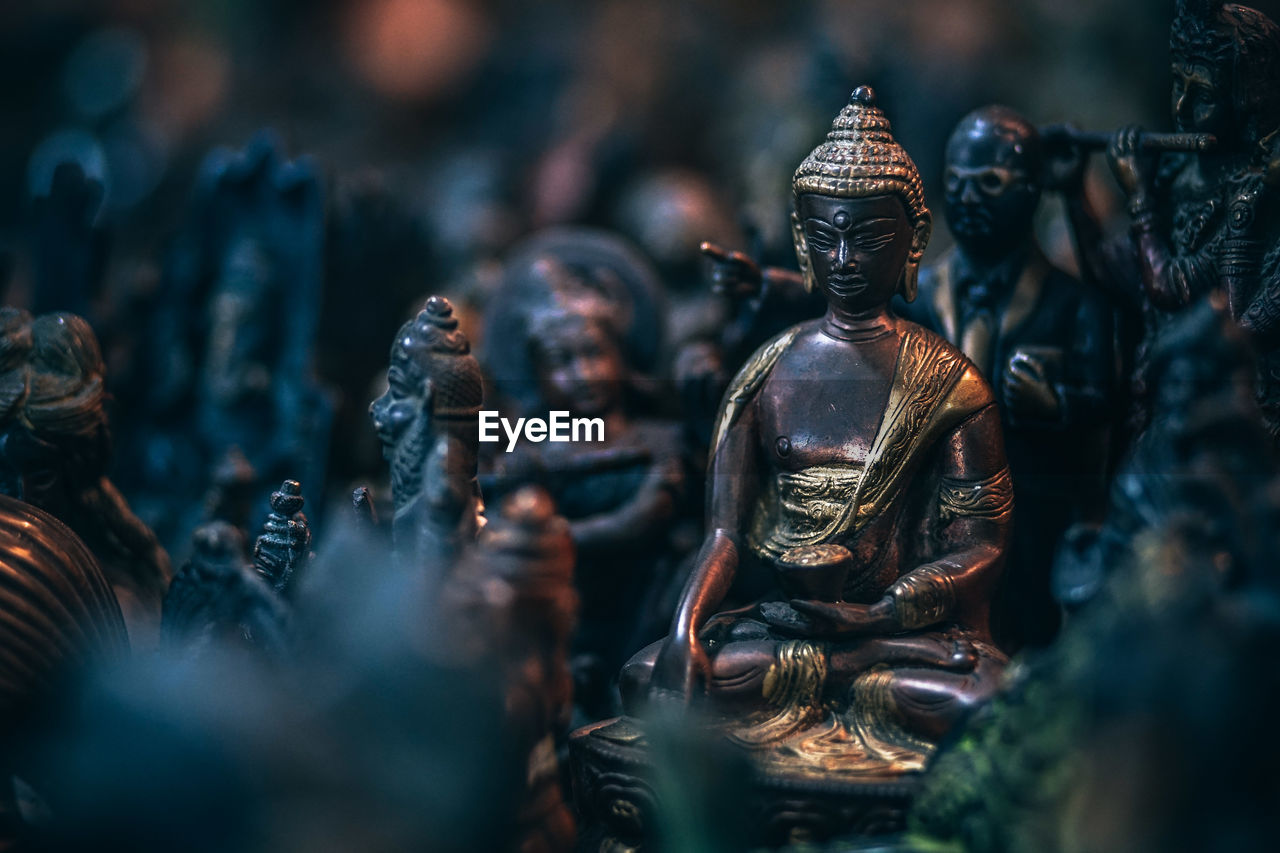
[1055,0,1280,443]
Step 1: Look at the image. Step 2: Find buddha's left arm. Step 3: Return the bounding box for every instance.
[889,403,1012,633]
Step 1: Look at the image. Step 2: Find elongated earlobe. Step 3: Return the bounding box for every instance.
[790,210,816,293]
[899,213,932,302]
[899,261,920,303]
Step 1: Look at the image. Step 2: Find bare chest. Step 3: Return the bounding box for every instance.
[755,334,897,471]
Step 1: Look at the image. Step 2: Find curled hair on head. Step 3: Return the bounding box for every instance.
[791,86,933,301]
[0,308,33,424]
[24,313,107,442]
[390,295,484,422]
[1171,0,1280,148]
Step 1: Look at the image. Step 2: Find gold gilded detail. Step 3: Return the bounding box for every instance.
[724,649,933,777]
[939,466,1014,523]
[711,328,799,458]
[727,640,828,748]
[744,326,991,564]
[888,564,957,629]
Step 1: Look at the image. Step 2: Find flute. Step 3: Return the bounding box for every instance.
[1040,125,1217,153]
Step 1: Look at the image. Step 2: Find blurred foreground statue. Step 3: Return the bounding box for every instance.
[0,495,127,845]
[573,88,1011,846]
[0,309,171,645]
[437,486,578,853]
[910,300,1280,853]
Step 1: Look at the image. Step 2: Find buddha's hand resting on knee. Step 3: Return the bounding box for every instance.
[649,632,712,704]
[785,596,897,637]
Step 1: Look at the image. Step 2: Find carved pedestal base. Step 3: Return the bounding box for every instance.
[570,717,921,849]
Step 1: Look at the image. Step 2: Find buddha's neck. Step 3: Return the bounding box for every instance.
[821,304,896,343]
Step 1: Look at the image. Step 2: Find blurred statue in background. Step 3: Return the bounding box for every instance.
[482,230,686,720]
[900,106,1118,649]
[139,132,333,551]
[161,520,291,660]
[370,295,485,582]
[0,308,171,645]
[576,88,1012,846]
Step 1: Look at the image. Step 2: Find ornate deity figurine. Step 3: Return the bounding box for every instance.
[0,309,172,646]
[251,479,313,595]
[574,88,1012,845]
[1099,0,1280,437]
[898,106,1117,648]
[370,296,484,579]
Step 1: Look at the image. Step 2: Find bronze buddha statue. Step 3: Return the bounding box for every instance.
[574,88,1013,845]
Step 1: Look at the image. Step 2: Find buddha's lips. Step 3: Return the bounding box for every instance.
[825,273,868,297]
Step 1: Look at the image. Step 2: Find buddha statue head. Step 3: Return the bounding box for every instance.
[791,86,932,306]
[370,296,484,514]
[525,259,627,420]
[943,106,1042,260]
[1170,0,1280,149]
[0,309,110,518]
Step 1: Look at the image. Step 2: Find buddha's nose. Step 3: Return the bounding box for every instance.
[960,179,982,205]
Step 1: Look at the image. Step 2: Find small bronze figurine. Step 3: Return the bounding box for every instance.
[0,308,171,646]
[576,88,1012,845]
[370,295,485,578]
[899,105,1118,648]
[251,479,312,596]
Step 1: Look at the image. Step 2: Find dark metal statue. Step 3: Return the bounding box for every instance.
[0,308,171,646]
[161,520,291,659]
[574,88,1013,846]
[482,235,686,720]
[369,295,485,578]
[251,479,312,596]
[1078,0,1280,439]
[898,105,1118,649]
[142,132,333,552]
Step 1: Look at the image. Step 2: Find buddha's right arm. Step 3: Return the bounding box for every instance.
[669,399,760,640]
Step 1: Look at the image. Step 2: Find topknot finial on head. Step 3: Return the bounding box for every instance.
[790,86,932,300]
